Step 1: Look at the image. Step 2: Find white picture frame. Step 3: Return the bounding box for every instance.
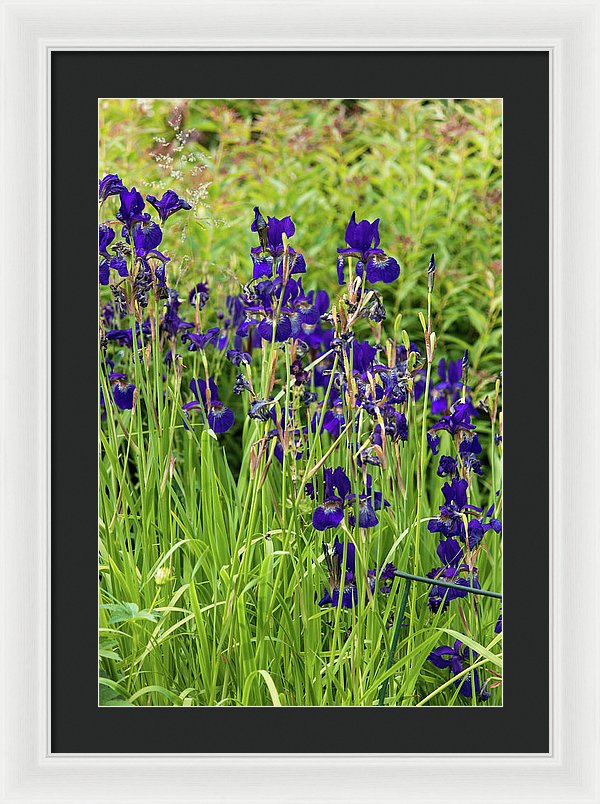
[1,0,598,801]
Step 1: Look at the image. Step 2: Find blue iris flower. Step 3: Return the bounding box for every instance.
[337,212,400,284]
[427,640,491,700]
[182,377,234,434]
[146,190,192,223]
[181,328,221,351]
[116,187,149,228]
[108,372,136,410]
[312,467,351,531]
[426,538,481,612]
[99,174,125,203]
[250,208,306,279]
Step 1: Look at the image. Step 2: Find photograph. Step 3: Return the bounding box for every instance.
[98,97,503,707]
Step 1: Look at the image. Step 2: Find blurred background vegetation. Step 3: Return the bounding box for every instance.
[99,97,501,387]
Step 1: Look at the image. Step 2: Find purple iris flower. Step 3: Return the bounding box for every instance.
[459,431,482,455]
[318,536,359,609]
[431,357,464,415]
[312,467,351,531]
[312,467,383,531]
[240,276,312,344]
[101,303,115,328]
[317,537,395,608]
[346,495,379,529]
[427,432,441,455]
[337,212,400,284]
[427,640,490,700]
[99,174,125,203]
[105,321,150,348]
[161,295,193,338]
[439,476,470,513]
[462,503,503,549]
[251,253,276,280]
[181,328,221,351]
[99,226,129,284]
[466,519,486,549]
[321,399,345,437]
[116,187,148,228]
[227,348,252,366]
[376,409,408,442]
[387,410,408,441]
[109,373,136,410]
[379,562,398,594]
[286,285,324,338]
[344,473,385,529]
[436,537,464,566]
[256,314,292,342]
[427,477,482,540]
[99,260,110,286]
[351,341,379,374]
[463,454,484,476]
[289,358,309,387]
[111,255,129,279]
[226,294,246,328]
[437,455,458,477]
[250,208,306,279]
[495,610,503,633]
[307,289,331,334]
[430,401,475,437]
[363,253,401,284]
[146,190,192,223]
[376,367,408,405]
[131,219,163,257]
[464,509,502,550]
[188,282,210,309]
[426,531,481,610]
[426,565,481,612]
[183,377,234,434]
[338,211,381,262]
[105,328,134,348]
[485,503,503,534]
[99,225,115,256]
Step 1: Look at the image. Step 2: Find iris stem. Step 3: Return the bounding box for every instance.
[378,577,411,705]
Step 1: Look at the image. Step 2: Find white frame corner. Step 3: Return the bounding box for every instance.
[1,0,598,801]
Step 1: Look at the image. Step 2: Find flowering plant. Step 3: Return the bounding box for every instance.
[99,179,502,707]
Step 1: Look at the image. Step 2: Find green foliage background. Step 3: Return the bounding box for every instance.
[100,97,501,376]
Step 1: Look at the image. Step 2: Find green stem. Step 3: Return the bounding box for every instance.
[378,577,411,705]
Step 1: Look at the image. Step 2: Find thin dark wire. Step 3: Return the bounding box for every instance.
[393,569,502,599]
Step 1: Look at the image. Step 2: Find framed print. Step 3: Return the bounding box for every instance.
[1,1,599,802]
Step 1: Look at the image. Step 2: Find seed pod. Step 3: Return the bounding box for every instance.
[427,253,436,292]
[248,399,273,421]
[252,206,269,252]
[110,284,128,317]
[462,349,469,386]
[362,291,387,323]
[295,340,309,358]
[233,374,252,395]
[301,389,317,405]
